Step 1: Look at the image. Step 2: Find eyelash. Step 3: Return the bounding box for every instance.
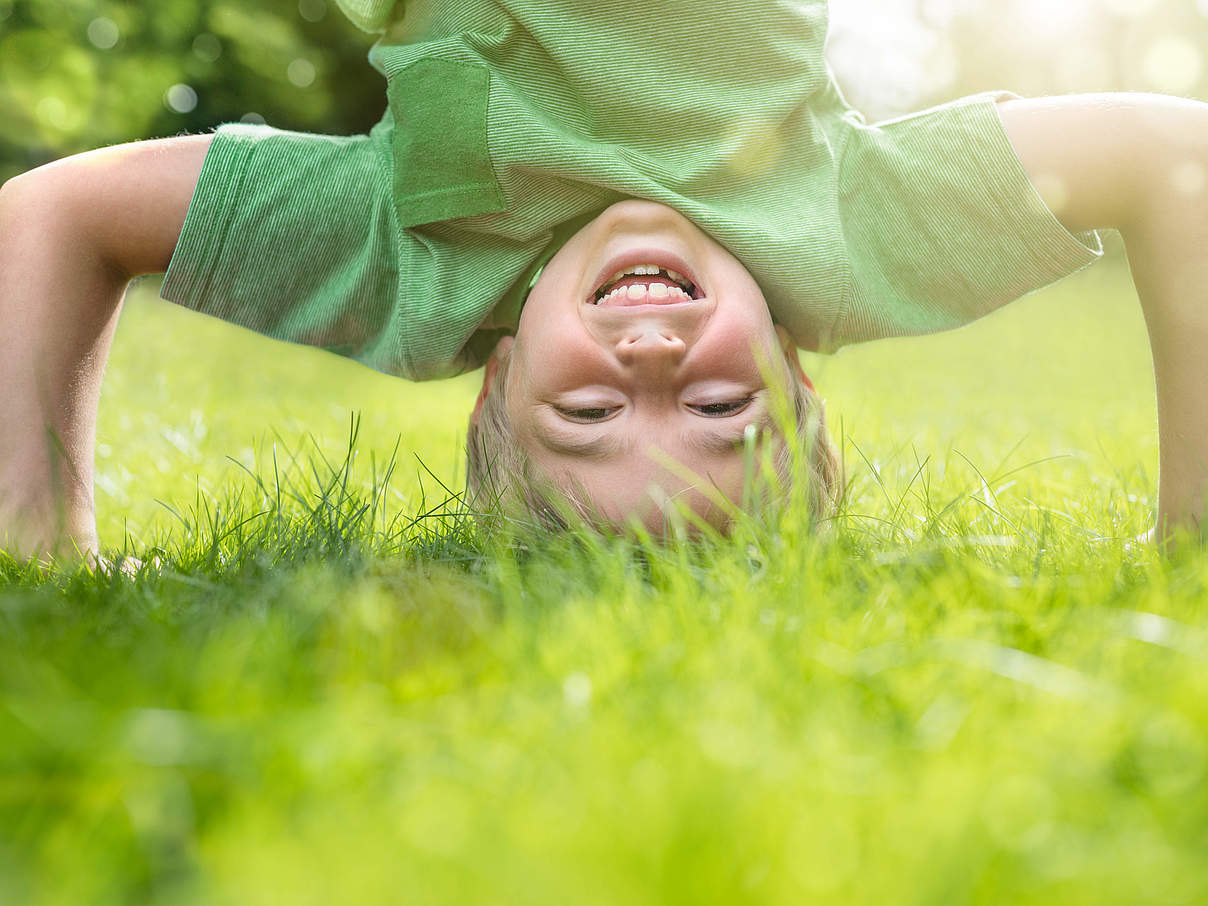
[557,407,618,422]
[691,398,753,417]
[556,398,753,422]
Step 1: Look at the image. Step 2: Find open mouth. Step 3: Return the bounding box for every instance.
[588,263,705,307]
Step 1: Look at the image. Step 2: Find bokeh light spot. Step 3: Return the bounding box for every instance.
[241,112,267,125]
[123,709,197,766]
[86,17,120,50]
[287,58,316,88]
[192,33,222,63]
[165,83,198,114]
[298,0,328,23]
[562,672,592,708]
[1142,36,1203,93]
[1170,160,1207,197]
[35,96,70,130]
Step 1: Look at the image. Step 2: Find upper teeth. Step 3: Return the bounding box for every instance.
[594,264,695,302]
[597,282,692,303]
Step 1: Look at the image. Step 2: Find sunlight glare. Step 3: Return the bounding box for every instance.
[1054,46,1112,92]
[1010,0,1095,43]
[827,0,956,118]
[1101,0,1161,17]
[1142,36,1203,93]
[919,0,964,26]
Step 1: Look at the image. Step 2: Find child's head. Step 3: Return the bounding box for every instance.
[466,200,840,533]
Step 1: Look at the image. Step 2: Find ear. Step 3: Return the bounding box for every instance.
[774,325,815,393]
[471,336,514,426]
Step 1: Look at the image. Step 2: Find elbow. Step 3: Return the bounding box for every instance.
[1124,98,1208,236]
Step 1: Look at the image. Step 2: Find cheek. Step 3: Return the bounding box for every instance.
[695,313,782,379]
[515,320,611,393]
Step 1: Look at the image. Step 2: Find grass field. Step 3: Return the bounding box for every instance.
[4,240,1208,905]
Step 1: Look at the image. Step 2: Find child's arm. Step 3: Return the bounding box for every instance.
[0,135,212,562]
[998,93,1208,544]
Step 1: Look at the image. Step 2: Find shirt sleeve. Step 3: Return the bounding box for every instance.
[831,91,1102,347]
[333,0,401,32]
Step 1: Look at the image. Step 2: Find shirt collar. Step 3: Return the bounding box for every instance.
[495,211,599,325]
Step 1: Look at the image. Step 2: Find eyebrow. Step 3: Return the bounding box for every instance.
[685,410,777,457]
[535,425,627,459]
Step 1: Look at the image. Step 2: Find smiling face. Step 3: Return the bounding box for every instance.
[490,199,808,532]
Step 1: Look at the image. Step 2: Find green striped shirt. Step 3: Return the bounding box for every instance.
[169,0,1100,380]
[366,0,1098,377]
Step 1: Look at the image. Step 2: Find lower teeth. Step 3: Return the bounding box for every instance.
[593,283,695,304]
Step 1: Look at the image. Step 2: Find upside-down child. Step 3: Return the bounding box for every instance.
[3,0,1208,561]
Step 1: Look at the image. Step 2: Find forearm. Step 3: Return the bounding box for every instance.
[0,134,211,562]
[1122,186,1208,541]
[0,177,127,561]
[999,94,1208,543]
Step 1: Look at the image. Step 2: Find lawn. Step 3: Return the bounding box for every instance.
[3,239,1207,905]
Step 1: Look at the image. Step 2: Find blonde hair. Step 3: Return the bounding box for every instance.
[464,343,842,532]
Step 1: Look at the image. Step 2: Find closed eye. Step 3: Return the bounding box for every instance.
[556,406,620,423]
[689,398,753,417]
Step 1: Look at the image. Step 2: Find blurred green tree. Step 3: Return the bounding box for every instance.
[0,0,381,182]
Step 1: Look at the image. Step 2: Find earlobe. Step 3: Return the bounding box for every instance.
[471,336,513,425]
[775,325,815,392]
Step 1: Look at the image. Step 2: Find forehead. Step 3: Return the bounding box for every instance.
[553,450,747,529]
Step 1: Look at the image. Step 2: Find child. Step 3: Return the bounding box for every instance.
[2,0,1207,559]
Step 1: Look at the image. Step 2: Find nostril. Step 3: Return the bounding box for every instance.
[617,331,685,358]
[622,334,678,347]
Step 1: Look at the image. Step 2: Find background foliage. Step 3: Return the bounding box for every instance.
[4,0,1208,182]
[0,0,381,183]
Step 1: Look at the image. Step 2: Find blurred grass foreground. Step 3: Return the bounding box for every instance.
[3,250,1208,905]
[5,0,1208,903]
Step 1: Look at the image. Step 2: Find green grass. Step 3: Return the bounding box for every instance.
[4,242,1208,905]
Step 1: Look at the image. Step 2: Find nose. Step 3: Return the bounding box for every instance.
[615,328,687,369]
